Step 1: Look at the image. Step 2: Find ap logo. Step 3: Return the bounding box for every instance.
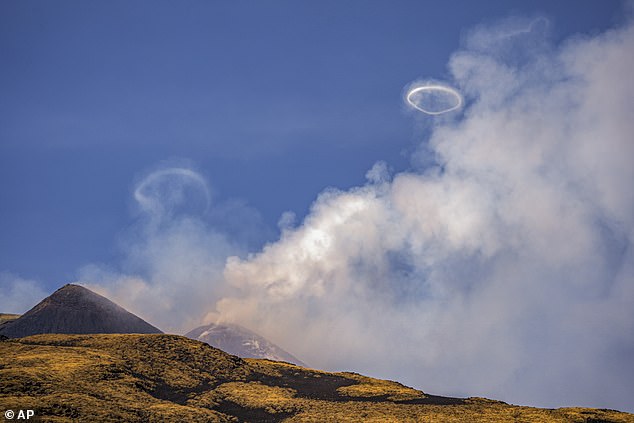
[4,409,35,420]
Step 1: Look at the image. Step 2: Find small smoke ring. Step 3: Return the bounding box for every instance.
[406,84,463,115]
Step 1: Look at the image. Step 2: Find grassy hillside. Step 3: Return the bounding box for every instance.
[1,334,632,422]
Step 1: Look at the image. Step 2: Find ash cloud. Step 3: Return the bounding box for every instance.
[215,19,634,411]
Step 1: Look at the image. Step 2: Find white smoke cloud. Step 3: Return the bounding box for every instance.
[30,15,632,413]
[77,165,246,333]
[213,18,634,411]
[0,272,48,314]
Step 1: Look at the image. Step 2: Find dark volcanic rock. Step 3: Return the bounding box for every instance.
[185,322,306,366]
[0,284,162,338]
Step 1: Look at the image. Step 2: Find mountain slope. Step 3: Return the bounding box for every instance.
[185,322,306,366]
[0,313,20,335]
[0,313,20,324]
[1,334,632,423]
[0,284,161,338]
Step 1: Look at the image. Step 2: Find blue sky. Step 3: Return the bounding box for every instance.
[0,1,622,288]
[2,1,634,412]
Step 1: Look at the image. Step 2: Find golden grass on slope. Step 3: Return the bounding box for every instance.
[335,373,425,401]
[287,400,634,423]
[214,382,298,414]
[1,334,632,423]
[0,335,234,422]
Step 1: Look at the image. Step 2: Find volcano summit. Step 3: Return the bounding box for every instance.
[0,284,162,338]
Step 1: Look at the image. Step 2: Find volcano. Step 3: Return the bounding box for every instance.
[0,284,162,338]
[185,322,306,366]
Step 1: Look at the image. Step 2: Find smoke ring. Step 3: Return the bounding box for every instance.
[406,84,463,115]
[134,168,211,215]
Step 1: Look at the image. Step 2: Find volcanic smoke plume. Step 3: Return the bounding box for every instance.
[74,17,634,412]
[215,18,634,411]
